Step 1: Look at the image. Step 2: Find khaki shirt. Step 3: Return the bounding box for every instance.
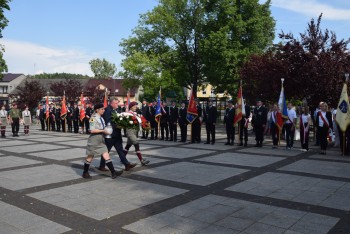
[89,113,105,131]
[9,109,21,119]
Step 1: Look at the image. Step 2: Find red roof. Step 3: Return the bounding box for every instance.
[85,78,137,96]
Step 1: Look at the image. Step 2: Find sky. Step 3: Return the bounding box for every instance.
[1,0,350,76]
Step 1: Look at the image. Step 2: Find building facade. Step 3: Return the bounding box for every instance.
[0,73,27,106]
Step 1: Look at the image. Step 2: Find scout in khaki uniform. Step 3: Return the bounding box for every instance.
[82,103,123,179]
[8,103,21,137]
[0,105,8,138]
[22,106,32,136]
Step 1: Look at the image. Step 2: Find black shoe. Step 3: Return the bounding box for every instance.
[125,163,137,171]
[244,143,247,147]
[211,142,215,145]
[82,172,91,179]
[141,159,150,166]
[238,143,243,146]
[225,142,230,145]
[254,143,259,147]
[111,170,123,179]
[204,142,210,144]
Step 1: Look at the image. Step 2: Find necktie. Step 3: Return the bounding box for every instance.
[100,117,105,129]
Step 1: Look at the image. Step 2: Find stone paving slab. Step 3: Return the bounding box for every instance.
[142,147,214,159]
[29,177,187,220]
[237,147,302,157]
[0,201,71,234]
[279,159,350,179]
[0,156,43,169]
[28,136,85,143]
[0,143,68,153]
[310,154,350,161]
[133,162,248,186]
[0,140,37,147]
[226,172,350,211]
[179,142,234,150]
[142,140,183,146]
[29,148,87,161]
[196,152,285,167]
[0,165,84,190]
[53,139,89,146]
[124,195,339,234]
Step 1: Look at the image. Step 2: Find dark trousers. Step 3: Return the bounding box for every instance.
[205,123,215,143]
[239,120,248,143]
[11,118,19,134]
[191,120,201,143]
[100,137,129,168]
[84,118,90,133]
[300,124,309,150]
[285,123,295,148]
[254,125,264,145]
[318,126,329,150]
[67,117,72,132]
[60,119,66,132]
[56,119,61,131]
[40,118,45,130]
[160,122,169,140]
[50,118,56,131]
[169,123,177,141]
[270,123,279,146]
[150,120,158,139]
[180,124,187,142]
[226,124,235,143]
[73,119,79,133]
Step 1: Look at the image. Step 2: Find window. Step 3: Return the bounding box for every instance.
[202,90,207,95]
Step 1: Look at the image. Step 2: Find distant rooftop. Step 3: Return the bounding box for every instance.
[1,73,24,82]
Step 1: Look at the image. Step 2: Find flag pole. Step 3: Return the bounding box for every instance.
[343,132,345,156]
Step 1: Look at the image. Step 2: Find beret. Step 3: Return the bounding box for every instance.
[129,101,138,109]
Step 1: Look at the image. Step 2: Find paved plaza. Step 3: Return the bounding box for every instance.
[0,125,349,233]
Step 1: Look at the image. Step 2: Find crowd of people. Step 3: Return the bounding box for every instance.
[0,97,346,177]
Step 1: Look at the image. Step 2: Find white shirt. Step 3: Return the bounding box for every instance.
[318,111,328,127]
[301,114,310,125]
[286,108,297,124]
[0,109,7,117]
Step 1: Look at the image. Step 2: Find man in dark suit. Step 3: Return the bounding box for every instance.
[252,99,267,147]
[203,99,217,144]
[38,104,46,130]
[84,102,93,134]
[49,103,56,131]
[168,100,178,141]
[72,102,80,133]
[239,101,251,146]
[224,100,235,145]
[99,98,137,171]
[178,101,187,142]
[160,101,169,140]
[191,99,202,143]
[148,100,157,139]
[66,102,73,132]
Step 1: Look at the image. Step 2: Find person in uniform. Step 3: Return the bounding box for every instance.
[0,105,8,137]
[239,101,251,146]
[168,100,178,141]
[141,99,149,139]
[82,103,123,179]
[270,104,280,148]
[49,103,56,131]
[22,105,32,136]
[159,100,169,140]
[38,104,46,131]
[98,98,137,171]
[121,101,127,137]
[178,101,187,142]
[55,103,61,132]
[84,102,92,134]
[252,99,267,147]
[191,99,202,143]
[300,106,312,151]
[8,103,21,137]
[224,100,235,145]
[123,102,150,166]
[203,99,217,145]
[72,103,80,133]
[148,100,157,140]
[315,102,333,155]
[285,102,297,150]
[66,102,73,133]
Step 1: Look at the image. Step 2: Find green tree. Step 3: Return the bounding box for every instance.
[89,58,117,79]
[119,0,274,96]
[0,0,11,80]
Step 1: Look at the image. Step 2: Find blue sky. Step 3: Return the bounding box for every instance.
[2,0,350,76]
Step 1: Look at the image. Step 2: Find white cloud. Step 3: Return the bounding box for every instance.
[1,39,94,75]
[271,0,350,20]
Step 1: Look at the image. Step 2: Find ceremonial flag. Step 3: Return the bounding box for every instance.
[45,95,49,119]
[336,82,350,132]
[277,79,288,130]
[234,84,243,125]
[79,93,85,121]
[125,89,130,111]
[155,87,162,122]
[103,89,108,108]
[186,88,198,123]
[60,93,67,118]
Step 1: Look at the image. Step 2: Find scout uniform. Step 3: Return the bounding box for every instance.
[0,107,8,137]
[9,105,21,137]
[22,108,31,135]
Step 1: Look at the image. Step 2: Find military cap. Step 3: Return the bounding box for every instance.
[94,103,104,110]
[129,101,138,109]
